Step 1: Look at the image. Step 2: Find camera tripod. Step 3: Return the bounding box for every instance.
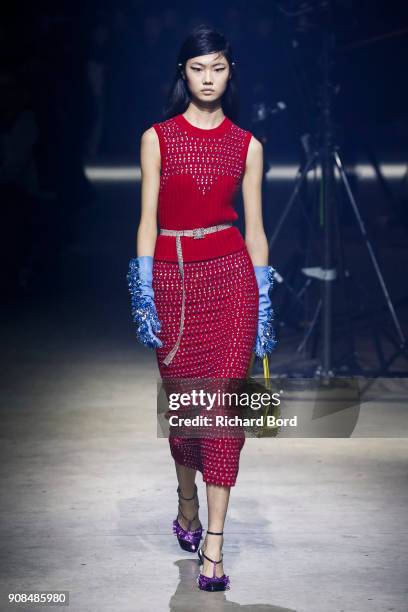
[267,32,407,380]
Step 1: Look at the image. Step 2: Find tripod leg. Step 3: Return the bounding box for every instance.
[268,152,318,249]
[332,177,360,371]
[333,150,406,347]
[297,299,321,355]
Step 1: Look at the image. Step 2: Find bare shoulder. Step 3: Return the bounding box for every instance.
[247,134,263,158]
[245,134,263,172]
[141,126,159,147]
[140,126,160,171]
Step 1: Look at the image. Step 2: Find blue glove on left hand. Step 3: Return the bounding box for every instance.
[253,265,277,358]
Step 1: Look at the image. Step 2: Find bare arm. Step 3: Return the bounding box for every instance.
[136,127,161,256]
[241,136,269,266]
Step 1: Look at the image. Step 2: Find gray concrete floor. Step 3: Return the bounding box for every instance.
[1,294,407,612]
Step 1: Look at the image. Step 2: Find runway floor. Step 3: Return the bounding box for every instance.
[0,293,407,611]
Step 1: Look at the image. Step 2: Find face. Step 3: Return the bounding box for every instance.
[183,52,231,103]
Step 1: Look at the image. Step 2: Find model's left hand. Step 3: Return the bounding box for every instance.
[253,265,277,358]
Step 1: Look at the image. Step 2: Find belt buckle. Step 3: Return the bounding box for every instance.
[192,227,205,239]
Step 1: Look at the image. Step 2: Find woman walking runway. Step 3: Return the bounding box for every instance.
[127,24,277,592]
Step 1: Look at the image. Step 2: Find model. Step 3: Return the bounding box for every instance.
[127,24,277,592]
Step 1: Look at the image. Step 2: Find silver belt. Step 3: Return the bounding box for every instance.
[159,223,233,365]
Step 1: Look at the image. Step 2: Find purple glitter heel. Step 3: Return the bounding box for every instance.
[197,530,230,592]
[172,484,203,553]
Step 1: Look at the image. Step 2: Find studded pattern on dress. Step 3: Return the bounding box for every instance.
[152,113,253,264]
[153,248,259,487]
[156,116,249,196]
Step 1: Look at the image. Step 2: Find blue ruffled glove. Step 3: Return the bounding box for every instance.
[126,256,163,349]
[253,265,278,358]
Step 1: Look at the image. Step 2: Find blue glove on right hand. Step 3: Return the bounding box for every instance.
[253,265,278,358]
[126,256,163,349]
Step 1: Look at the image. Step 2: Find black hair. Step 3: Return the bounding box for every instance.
[162,24,239,123]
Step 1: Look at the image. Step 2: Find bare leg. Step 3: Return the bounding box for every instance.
[174,461,202,531]
[201,483,230,578]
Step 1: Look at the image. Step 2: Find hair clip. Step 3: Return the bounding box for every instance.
[231,61,235,66]
[178,62,182,67]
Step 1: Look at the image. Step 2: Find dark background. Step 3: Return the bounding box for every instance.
[1,0,408,375]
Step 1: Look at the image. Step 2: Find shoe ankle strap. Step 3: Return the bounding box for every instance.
[202,550,223,564]
[206,530,223,535]
[201,549,223,579]
[178,503,199,528]
[177,483,197,501]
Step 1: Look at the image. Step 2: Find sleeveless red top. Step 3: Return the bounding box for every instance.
[152,113,253,263]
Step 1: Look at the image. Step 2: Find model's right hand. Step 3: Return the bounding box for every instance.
[126,256,163,349]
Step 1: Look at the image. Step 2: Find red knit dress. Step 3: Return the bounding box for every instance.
[152,113,258,487]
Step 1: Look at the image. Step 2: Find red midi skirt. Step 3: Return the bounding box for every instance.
[153,246,258,487]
